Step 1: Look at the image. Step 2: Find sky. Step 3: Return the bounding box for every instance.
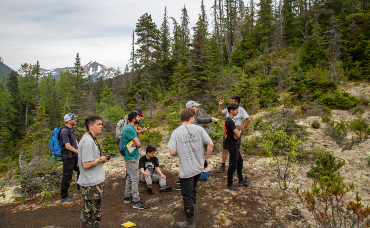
[0,0,216,71]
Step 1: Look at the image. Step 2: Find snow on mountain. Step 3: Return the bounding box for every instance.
[38,61,117,82]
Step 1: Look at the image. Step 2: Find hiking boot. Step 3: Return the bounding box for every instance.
[123,196,133,203]
[217,166,226,173]
[175,186,181,191]
[238,179,250,186]
[226,185,240,192]
[176,179,180,184]
[160,185,172,192]
[147,184,153,194]
[61,196,75,203]
[176,217,195,228]
[133,201,147,210]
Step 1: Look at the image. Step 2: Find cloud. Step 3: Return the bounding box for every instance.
[0,0,216,71]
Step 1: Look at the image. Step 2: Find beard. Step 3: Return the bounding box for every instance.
[134,120,140,124]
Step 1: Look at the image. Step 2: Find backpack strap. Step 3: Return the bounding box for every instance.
[59,126,72,154]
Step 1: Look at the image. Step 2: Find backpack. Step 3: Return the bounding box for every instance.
[48,126,71,162]
[119,136,125,156]
[116,115,128,139]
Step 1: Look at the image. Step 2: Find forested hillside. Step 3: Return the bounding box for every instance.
[0,0,370,225]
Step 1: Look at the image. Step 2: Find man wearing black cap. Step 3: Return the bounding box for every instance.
[60,113,80,202]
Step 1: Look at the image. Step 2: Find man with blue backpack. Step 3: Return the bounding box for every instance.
[60,113,80,202]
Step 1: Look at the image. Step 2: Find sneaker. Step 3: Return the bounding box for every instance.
[217,166,226,173]
[226,185,240,192]
[123,196,133,203]
[133,201,147,209]
[160,186,172,192]
[147,184,153,194]
[61,196,75,202]
[176,179,180,184]
[175,186,181,191]
[238,179,250,186]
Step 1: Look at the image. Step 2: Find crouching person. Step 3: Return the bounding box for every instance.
[168,108,214,228]
[78,115,109,228]
[139,145,172,193]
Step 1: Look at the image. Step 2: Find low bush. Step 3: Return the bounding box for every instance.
[307,151,345,180]
[139,130,163,147]
[100,136,119,156]
[311,120,320,129]
[241,136,263,154]
[262,128,302,190]
[320,90,359,110]
[17,156,62,200]
[297,164,370,227]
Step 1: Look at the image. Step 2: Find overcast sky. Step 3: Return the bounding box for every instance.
[0,0,216,71]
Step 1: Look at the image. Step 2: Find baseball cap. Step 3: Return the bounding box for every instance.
[133,107,144,117]
[64,113,78,122]
[186,101,201,108]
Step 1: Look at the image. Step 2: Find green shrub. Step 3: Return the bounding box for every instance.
[103,106,126,122]
[349,115,370,141]
[241,136,262,154]
[307,151,345,180]
[320,90,359,109]
[262,129,302,190]
[166,100,183,132]
[311,120,320,129]
[139,130,163,147]
[296,174,370,227]
[17,157,62,199]
[142,111,166,128]
[349,106,366,115]
[99,136,119,156]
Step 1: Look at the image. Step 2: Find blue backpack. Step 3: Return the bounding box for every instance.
[48,126,71,162]
[119,135,125,156]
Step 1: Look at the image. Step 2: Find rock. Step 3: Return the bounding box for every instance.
[146,198,160,206]
[223,219,233,227]
[241,211,247,216]
[235,195,248,201]
[291,208,301,215]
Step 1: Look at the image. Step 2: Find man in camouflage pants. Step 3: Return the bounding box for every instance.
[78,115,109,227]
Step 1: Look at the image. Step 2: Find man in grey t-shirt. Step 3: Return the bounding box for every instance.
[168,108,214,228]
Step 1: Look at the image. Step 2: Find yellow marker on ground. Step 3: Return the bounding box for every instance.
[121,221,136,227]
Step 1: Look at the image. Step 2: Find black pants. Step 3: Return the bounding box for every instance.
[61,156,80,198]
[227,145,243,186]
[180,173,201,207]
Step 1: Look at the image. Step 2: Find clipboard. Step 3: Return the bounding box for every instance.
[126,140,135,153]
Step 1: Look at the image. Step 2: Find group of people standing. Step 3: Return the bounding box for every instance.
[58,95,251,228]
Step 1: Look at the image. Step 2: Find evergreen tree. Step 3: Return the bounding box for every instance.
[160,7,172,87]
[135,12,161,103]
[180,6,191,57]
[72,53,86,110]
[6,71,23,142]
[256,0,274,53]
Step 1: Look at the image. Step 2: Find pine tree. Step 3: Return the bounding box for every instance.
[6,71,23,141]
[160,6,172,86]
[180,6,191,58]
[72,53,86,110]
[256,0,274,54]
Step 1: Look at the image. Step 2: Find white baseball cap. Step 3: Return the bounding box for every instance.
[64,113,78,122]
[186,101,201,108]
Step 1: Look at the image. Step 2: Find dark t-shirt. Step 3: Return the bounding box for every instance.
[60,126,78,158]
[224,117,239,148]
[139,155,159,175]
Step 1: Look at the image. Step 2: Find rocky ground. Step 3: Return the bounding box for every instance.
[1,82,370,227]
